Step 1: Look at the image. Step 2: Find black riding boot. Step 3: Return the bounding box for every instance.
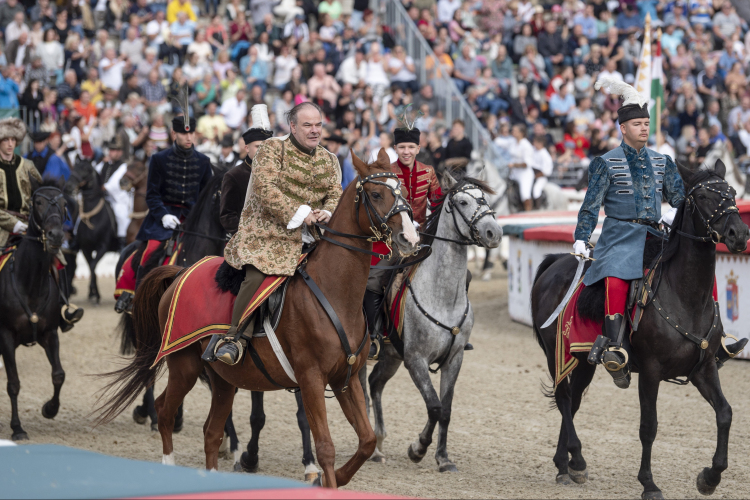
[588,314,630,389]
[364,290,384,360]
[716,337,749,368]
[115,292,134,314]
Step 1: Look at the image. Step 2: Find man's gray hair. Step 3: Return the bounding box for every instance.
[285,102,323,126]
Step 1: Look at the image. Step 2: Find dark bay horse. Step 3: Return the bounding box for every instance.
[0,181,69,440]
[96,149,419,487]
[121,161,149,245]
[66,159,119,304]
[531,161,748,499]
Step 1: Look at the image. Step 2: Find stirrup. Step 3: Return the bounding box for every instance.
[602,348,630,389]
[115,292,134,314]
[716,335,747,369]
[61,304,83,325]
[215,339,244,366]
[368,335,381,361]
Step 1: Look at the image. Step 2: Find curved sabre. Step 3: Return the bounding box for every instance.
[540,254,593,329]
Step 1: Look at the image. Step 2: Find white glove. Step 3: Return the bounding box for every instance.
[573,240,589,262]
[287,205,312,229]
[413,220,420,230]
[12,221,28,234]
[161,214,180,229]
[659,207,677,226]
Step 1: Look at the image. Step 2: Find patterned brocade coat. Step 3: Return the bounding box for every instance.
[224,134,342,276]
[0,156,42,247]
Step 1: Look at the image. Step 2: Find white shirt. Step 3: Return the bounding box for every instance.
[187,41,214,64]
[510,137,535,168]
[493,134,514,153]
[336,56,367,86]
[5,22,29,44]
[220,97,248,129]
[389,56,416,82]
[437,0,461,23]
[365,59,390,87]
[100,57,126,91]
[532,146,554,176]
[273,54,298,87]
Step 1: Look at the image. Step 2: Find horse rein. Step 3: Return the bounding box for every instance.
[677,179,739,244]
[422,184,496,246]
[120,168,148,192]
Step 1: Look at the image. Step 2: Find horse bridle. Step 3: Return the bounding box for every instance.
[678,179,739,244]
[26,187,67,253]
[316,171,418,260]
[431,184,496,246]
[120,168,148,191]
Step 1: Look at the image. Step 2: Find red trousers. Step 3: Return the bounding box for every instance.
[114,240,163,299]
[604,276,718,317]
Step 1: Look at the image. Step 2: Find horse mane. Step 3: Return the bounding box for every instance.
[421,173,495,245]
[181,172,225,232]
[32,176,64,192]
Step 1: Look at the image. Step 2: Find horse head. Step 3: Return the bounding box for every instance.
[120,160,148,191]
[437,170,503,248]
[66,158,98,196]
[677,159,749,253]
[29,178,67,253]
[350,148,420,257]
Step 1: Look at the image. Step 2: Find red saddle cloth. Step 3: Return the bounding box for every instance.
[115,239,184,299]
[153,256,291,367]
[385,263,421,338]
[0,247,15,274]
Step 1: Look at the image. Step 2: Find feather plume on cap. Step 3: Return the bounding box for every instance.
[594,77,649,107]
[169,82,191,131]
[250,104,271,131]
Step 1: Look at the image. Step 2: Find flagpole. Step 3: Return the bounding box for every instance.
[655,27,662,149]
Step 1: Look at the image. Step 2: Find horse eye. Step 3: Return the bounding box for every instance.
[460,200,468,206]
[371,191,381,200]
[697,194,707,200]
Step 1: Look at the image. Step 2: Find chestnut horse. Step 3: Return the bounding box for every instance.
[121,160,149,245]
[96,149,419,487]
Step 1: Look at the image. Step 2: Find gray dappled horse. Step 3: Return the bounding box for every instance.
[368,173,502,472]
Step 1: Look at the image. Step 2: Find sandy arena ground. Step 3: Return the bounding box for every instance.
[1,266,749,499]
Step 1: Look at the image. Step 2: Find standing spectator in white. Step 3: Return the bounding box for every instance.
[437,0,461,24]
[364,43,390,104]
[6,12,30,44]
[99,47,127,91]
[220,87,248,130]
[336,48,367,87]
[531,134,554,202]
[273,45,298,90]
[507,123,535,212]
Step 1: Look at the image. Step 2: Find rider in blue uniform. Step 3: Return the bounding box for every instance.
[114,110,213,312]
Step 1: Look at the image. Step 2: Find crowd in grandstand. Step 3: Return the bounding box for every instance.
[0,0,749,204]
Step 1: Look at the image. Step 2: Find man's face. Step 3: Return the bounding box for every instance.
[34,139,48,152]
[66,72,76,85]
[172,131,195,148]
[621,119,650,147]
[207,103,216,116]
[246,140,263,159]
[109,148,123,161]
[0,138,17,158]
[290,106,323,150]
[325,140,340,154]
[18,32,27,45]
[395,142,419,166]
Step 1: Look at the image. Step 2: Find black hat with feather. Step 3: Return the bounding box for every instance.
[242,104,273,144]
[170,83,196,133]
[393,104,422,145]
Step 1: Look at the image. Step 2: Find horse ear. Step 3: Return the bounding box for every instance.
[350,150,369,177]
[441,169,458,191]
[675,161,694,185]
[376,148,391,169]
[714,159,726,179]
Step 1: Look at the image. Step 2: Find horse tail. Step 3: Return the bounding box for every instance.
[116,313,136,356]
[94,265,183,425]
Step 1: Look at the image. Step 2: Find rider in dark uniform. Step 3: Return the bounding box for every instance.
[26,132,70,181]
[219,104,273,235]
[114,110,213,312]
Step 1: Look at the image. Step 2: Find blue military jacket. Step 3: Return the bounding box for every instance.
[575,142,685,285]
[136,144,213,241]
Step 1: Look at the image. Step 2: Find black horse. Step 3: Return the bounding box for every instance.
[531,161,749,499]
[0,181,69,440]
[66,159,119,304]
[115,170,317,476]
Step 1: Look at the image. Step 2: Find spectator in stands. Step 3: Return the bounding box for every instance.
[220,87,248,130]
[0,67,21,111]
[507,123,534,211]
[453,43,479,93]
[364,44,390,103]
[273,45,298,90]
[538,19,568,81]
[531,134,553,203]
[387,45,419,94]
[307,63,340,108]
[197,101,229,141]
[548,83,576,126]
[445,119,473,168]
[337,48,367,87]
[284,13,310,46]
[166,0,196,24]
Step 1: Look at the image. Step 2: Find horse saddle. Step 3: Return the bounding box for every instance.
[251,279,291,338]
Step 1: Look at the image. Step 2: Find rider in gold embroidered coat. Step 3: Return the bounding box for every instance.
[205,102,343,365]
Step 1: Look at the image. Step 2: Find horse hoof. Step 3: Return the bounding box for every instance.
[239,452,259,473]
[642,490,665,500]
[173,421,183,433]
[370,454,387,463]
[233,462,244,472]
[438,462,458,473]
[133,407,147,425]
[41,401,59,419]
[312,473,323,487]
[12,431,28,441]
[556,474,572,485]
[150,422,159,432]
[568,467,588,484]
[305,471,321,483]
[407,442,426,463]
[697,468,717,496]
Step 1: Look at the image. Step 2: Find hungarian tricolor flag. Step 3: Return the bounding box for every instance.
[649,39,665,136]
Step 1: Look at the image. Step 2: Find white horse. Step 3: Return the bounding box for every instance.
[367,172,503,472]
